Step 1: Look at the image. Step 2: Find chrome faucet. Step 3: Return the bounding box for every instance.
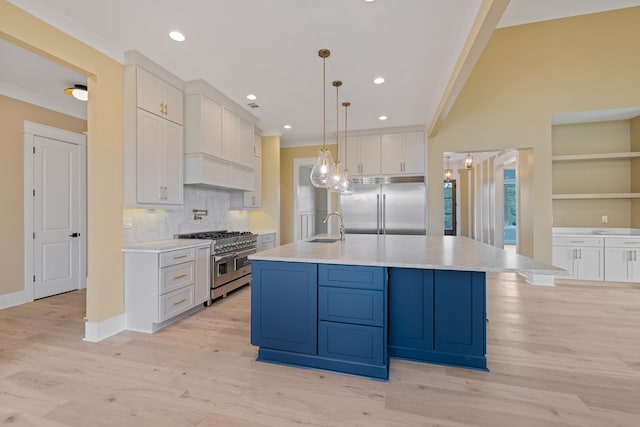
[322,211,345,241]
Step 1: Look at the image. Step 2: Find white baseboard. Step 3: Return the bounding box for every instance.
[83,313,127,342]
[519,272,556,286]
[0,289,33,310]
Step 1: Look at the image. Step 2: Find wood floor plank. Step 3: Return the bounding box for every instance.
[1,273,639,426]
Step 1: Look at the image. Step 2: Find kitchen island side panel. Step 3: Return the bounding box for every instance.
[250,261,318,355]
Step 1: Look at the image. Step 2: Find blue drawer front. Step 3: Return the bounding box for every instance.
[251,261,318,355]
[318,321,384,365]
[319,287,383,326]
[318,264,385,290]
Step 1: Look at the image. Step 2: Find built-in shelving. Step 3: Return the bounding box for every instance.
[552,151,640,162]
[552,193,640,200]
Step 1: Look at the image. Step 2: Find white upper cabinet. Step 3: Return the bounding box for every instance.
[381,131,425,175]
[346,135,380,176]
[183,80,259,191]
[137,67,183,125]
[124,56,184,208]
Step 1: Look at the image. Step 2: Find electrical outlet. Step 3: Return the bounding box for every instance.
[123,216,133,229]
[601,215,608,224]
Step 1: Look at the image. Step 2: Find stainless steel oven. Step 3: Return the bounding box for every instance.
[175,230,257,302]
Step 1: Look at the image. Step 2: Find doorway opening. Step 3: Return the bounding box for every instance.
[293,158,331,241]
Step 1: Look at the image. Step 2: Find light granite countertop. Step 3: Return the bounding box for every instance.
[250,234,565,275]
[122,239,212,253]
[553,227,640,238]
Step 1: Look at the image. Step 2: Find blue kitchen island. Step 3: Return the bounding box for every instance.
[249,234,562,380]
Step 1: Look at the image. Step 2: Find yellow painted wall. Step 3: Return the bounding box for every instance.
[0,95,86,295]
[280,144,338,244]
[428,7,640,262]
[1,0,124,322]
[552,120,632,227]
[631,117,640,228]
[249,136,280,242]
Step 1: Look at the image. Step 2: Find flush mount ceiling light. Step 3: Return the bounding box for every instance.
[378,115,388,121]
[247,94,257,100]
[373,77,385,84]
[310,48,336,188]
[64,84,88,101]
[169,31,185,42]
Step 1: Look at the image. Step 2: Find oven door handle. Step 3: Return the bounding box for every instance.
[236,248,257,258]
[214,252,237,263]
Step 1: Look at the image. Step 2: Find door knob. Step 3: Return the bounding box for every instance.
[69,232,80,238]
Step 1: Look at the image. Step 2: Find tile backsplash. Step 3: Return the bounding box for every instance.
[123,186,249,244]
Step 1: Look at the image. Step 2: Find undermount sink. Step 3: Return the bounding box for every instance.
[308,238,340,243]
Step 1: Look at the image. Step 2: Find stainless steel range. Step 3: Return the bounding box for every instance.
[175,230,257,301]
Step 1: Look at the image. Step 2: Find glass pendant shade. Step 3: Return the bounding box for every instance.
[310,148,336,188]
[337,168,354,195]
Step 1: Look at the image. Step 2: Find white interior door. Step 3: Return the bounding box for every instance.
[33,135,81,299]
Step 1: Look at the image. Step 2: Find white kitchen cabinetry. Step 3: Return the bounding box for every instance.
[183,80,258,191]
[257,233,276,251]
[136,109,183,205]
[231,134,262,209]
[552,236,604,281]
[346,135,380,176]
[124,242,211,333]
[604,237,640,282]
[137,67,184,125]
[124,55,184,208]
[380,131,425,175]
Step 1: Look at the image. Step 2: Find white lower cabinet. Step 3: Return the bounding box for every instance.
[124,242,211,333]
[256,233,276,251]
[604,237,640,283]
[552,236,604,281]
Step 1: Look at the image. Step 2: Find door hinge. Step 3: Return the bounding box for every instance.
[33,189,36,197]
[33,147,35,154]
[33,275,36,282]
[33,232,35,239]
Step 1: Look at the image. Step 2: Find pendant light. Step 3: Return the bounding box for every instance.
[444,156,452,182]
[465,153,474,169]
[337,101,354,195]
[64,84,88,101]
[329,80,344,192]
[310,49,336,188]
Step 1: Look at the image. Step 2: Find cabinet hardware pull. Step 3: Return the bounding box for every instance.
[173,255,188,259]
[165,103,168,115]
[160,102,164,114]
[173,274,187,279]
[173,299,187,306]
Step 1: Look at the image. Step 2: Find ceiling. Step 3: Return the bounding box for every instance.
[4,0,640,142]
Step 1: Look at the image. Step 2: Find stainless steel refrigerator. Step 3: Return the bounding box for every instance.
[339,176,426,235]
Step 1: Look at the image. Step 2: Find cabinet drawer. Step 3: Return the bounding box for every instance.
[318,321,384,366]
[552,236,603,247]
[604,237,640,248]
[318,264,385,290]
[260,233,275,244]
[160,261,194,294]
[319,287,383,326]
[160,248,195,267]
[159,285,194,322]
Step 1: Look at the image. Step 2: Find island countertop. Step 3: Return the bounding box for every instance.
[250,234,564,275]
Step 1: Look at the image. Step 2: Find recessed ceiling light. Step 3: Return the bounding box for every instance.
[373,77,385,84]
[247,94,257,100]
[169,31,185,42]
[365,0,376,2]
[378,115,388,121]
[284,124,292,129]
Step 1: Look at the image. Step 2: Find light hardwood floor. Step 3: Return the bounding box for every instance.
[1,274,639,426]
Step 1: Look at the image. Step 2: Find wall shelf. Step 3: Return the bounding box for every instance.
[552,193,640,200]
[552,151,640,162]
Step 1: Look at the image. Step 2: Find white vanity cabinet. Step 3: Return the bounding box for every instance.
[552,236,604,281]
[124,241,211,333]
[124,54,185,208]
[604,237,640,282]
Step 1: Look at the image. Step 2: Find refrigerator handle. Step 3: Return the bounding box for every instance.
[382,194,386,235]
[376,194,380,235]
